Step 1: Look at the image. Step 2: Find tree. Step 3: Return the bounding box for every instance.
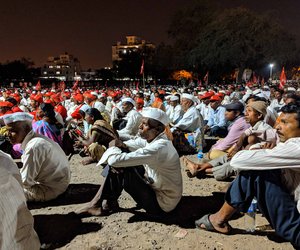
[167,1,300,82]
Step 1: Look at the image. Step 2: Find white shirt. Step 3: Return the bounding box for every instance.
[231,137,300,213]
[117,109,142,141]
[168,104,183,124]
[20,131,71,200]
[98,133,183,212]
[196,102,211,121]
[0,157,40,250]
[171,106,203,132]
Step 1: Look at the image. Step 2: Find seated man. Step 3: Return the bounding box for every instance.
[0,150,40,249]
[117,98,142,141]
[3,112,71,201]
[204,95,227,137]
[170,93,203,133]
[207,101,250,160]
[195,103,300,248]
[167,95,183,125]
[183,100,277,180]
[77,108,182,216]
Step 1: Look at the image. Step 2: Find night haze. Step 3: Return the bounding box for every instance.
[1,0,299,69]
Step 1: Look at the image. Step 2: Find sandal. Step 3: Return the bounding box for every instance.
[195,214,232,234]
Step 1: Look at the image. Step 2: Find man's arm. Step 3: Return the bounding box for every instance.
[231,139,300,170]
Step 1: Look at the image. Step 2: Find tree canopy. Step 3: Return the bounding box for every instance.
[161,0,300,81]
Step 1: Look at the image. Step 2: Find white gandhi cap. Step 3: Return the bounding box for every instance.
[141,107,170,126]
[2,112,33,125]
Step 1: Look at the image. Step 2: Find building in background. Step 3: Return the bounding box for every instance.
[41,53,81,81]
[112,36,155,62]
[112,36,155,80]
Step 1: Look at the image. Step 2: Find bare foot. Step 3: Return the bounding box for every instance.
[81,157,96,165]
[75,202,102,216]
[182,156,200,176]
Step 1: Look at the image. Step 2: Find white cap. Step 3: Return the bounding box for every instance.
[122,97,135,106]
[141,107,170,126]
[2,112,33,125]
[91,91,98,97]
[170,96,179,101]
[165,95,172,100]
[181,93,195,102]
[287,87,296,91]
[252,89,261,95]
[79,104,90,113]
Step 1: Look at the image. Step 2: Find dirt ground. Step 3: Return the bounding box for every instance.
[29,154,294,250]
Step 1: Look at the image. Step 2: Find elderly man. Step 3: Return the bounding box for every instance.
[0,150,40,249]
[170,93,203,133]
[77,108,182,217]
[117,98,142,141]
[168,95,183,124]
[195,103,300,248]
[3,112,70,201]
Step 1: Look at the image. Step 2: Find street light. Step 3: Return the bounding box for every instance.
[269,63,274,81]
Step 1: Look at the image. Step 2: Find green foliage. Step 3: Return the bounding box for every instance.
[162,0,300,81]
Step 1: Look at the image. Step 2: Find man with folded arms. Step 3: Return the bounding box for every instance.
[195,103,300,248]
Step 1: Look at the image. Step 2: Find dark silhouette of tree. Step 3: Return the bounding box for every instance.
[164,0,300,82]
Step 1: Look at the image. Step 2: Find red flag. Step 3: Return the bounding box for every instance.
[203,71,209,84]
[35,80,41,91]
[198,79,202,87]
[140,59,144,75]
[72,80,79,90]
[252,72,257,84]
[59,81,66,91]
[279,67,287,90]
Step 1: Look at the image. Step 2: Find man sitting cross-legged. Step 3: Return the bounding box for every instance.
[195,103,300,248]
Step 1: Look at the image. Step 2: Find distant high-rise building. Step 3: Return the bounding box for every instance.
[112,36,155,62]
[41,52,81,81]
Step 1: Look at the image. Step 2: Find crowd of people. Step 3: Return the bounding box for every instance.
[0,81,300,249]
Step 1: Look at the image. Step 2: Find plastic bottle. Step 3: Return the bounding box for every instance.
[244,198,257,232]
[187,134,195,147]
[197,149,204,163]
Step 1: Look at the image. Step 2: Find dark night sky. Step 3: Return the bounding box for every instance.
[1,0,299,69]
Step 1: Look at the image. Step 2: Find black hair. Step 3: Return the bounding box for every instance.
[281,103,300,128]
[6,97,17,106]
[85,108,103,121]
[40,103,56,120]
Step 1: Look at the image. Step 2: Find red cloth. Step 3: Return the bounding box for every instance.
[55,104,67,120]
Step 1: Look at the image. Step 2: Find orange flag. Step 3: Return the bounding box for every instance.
[279,67,287,90]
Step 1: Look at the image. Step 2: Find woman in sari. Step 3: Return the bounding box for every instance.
[32,103,63,146]
[76,108,117,165]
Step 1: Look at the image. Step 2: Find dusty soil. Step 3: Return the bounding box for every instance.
[29,154,294,250]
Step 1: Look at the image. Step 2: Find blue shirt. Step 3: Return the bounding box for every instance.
[207,106,226,128]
